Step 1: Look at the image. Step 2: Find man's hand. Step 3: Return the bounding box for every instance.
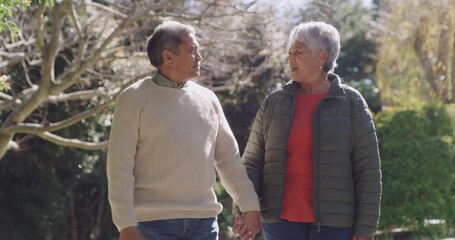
[352,235,371,240]
[119,226,144,240]
[232,211,261,240]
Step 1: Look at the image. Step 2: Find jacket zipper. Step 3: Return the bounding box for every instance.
[314,97,331,232]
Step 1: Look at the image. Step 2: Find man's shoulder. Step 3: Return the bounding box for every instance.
[121,77,151,95]
[186,81,217,98]
[187,80,212,91]
[116,77,153,106]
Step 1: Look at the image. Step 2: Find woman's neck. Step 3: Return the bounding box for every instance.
[298,75,331,94]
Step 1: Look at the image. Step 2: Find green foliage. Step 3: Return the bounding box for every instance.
[219,86,267,154]
[376,102,455,237]
[0,141,70,240]
[348,78,381,113]
[0,99,116,239]
[0,0,54,41]
[0,0,54,44]
[0,144,117,240]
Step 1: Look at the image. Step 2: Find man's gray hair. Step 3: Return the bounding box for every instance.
[288,21,341,72]
[147,21,196,67]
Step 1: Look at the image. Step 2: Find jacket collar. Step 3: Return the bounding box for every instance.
[282,72,344,97]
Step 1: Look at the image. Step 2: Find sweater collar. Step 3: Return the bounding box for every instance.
[152,71,186,89]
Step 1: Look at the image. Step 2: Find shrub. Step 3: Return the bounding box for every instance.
[375,102,455,237]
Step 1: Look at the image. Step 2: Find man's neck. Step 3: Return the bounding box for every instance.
[158,68,188,85]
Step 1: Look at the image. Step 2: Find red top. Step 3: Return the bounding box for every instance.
[281,91,327,222]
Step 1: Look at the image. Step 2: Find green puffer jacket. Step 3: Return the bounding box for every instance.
[240,73,382,238]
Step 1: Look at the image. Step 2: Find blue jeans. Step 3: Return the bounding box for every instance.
[262,220,352,240]
[137,218,219,240]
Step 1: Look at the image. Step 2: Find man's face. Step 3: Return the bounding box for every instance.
[172,33,202,83]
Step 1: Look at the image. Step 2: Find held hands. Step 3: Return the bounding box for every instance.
[119,226,144,240]
[232,211,261,240]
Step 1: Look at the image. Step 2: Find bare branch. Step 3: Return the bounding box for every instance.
[70,3,87,61]
[70,4,83,40]
[52,7,161,94]
[47,88,114,103]
[21,60,34,87]
[6,73,141,135]
[86,1,127,19]
[0,51,26,58]
[38,132,109,150]
[6,100,111,134]
[3,38,36,50]
[0,92,13,101]
[0,100,21,111]
[0,51,25,73]
[0,86,35,111]
[36,5,46,52]
[41,0,72,86]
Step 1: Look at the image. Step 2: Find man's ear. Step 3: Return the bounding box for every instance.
[162,49,173,64]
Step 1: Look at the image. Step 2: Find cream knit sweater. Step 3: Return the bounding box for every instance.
[107,77,259,231]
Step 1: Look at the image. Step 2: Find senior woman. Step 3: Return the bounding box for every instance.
[233,21,381,240]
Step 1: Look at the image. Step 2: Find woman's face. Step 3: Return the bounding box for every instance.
[288,41,321,83]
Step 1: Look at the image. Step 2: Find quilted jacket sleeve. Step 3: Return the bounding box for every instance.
[351,93,382,238]
[233,97,268,215]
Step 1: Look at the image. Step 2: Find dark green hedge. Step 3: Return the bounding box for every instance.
[375,102,455,236]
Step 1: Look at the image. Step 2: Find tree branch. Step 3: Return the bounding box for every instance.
[47,89,112,103]
[69,3,83,40]
[0,51,25,73]
[0,92,13,101]
[70,3,87,62]
[3,38,36,50]
[86,1,127,19]
[0,100,21,111]
[21,60,34,87]
[35,5,46,52]
[38,132,109,150]
[6,72,141,135]
[52,7,161,95]
[6,99,113,134]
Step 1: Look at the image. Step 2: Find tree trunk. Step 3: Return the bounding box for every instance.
[0,133,14,158]
[90,192,105,240]
[451,23,455,103]
[69,190,78,240]
[415,18,440,96]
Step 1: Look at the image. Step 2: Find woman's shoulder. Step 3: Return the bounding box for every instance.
[338,84,369,108]
[267,80,296,97]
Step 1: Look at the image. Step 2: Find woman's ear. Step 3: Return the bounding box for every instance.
[318,50,328,66]
[162,49,173,64]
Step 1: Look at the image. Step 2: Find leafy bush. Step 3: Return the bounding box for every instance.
[375,102,455,237]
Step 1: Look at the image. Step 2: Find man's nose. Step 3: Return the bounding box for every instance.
[196,51,203,61]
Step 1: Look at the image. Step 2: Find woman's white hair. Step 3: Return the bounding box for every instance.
[288,21,341,72]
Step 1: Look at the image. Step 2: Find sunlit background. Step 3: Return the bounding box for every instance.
[0,0,454,239]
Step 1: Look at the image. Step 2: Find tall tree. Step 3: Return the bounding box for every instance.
[0,0,261,159]
[373,0,455,105]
